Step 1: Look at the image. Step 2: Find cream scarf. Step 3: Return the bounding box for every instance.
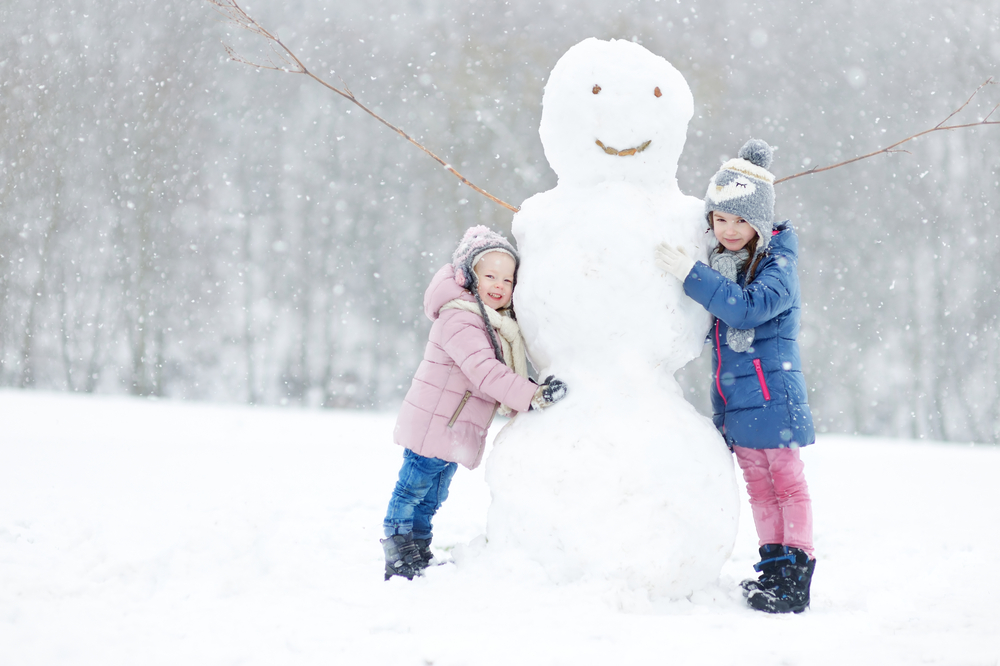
[440,299,529,416]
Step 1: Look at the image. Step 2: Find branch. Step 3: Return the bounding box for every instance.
[207,0,519,213]
[776,78,1000,185]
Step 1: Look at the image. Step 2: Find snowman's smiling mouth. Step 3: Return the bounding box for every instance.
[595,139,652,156]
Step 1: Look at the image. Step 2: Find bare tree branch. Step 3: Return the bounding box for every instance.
[211,1,995,199]
[776,78,999,185]
[207,0,520,213]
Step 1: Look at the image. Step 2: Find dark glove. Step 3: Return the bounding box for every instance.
[530,375,568,410]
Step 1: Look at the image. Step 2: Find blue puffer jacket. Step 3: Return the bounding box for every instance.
[682,222,815,449]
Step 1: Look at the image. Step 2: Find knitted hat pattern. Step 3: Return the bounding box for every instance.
[450,225,520,364]
[704,139,776,250]
[451,225,520,291]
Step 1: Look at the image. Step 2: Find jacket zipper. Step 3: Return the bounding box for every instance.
[447,390,473,428]
[714,320,727,406]
[753,358,771,401]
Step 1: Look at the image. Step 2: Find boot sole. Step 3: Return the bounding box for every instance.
[747,592,810,614]
[384,564,423,581]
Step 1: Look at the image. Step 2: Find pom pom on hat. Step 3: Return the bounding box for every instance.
[451,225,519,289]
[738,138,773,171]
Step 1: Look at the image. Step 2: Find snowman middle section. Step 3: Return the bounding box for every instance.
[485,182,741,599]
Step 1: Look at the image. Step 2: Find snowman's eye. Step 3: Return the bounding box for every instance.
[654,87,662,97]
[592,85,601,94]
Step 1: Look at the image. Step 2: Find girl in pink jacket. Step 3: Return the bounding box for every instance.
[381,225,567,581]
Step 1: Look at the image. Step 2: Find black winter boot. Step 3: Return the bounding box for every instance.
[746,546,816,614]
[413,538,434,566]
[381,533,427,581]
[740,544,784,597]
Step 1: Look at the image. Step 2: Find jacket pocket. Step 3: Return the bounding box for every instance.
[448,390,473,428]
[752,359,771,401]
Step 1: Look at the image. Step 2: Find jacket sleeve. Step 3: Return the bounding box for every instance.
[437,310,537,412]
[682,252,797,330]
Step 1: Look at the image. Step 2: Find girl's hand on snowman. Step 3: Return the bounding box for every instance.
[654,242,696,282]
[530,375,568,410]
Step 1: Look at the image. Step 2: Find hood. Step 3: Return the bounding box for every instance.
[767,221,798,260]
[424,264,477,321]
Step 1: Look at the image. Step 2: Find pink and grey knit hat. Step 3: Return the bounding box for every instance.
[451,225,519,290]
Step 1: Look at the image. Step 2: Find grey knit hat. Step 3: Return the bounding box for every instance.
[704,139,776,250]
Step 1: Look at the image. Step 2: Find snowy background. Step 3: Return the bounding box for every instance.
[1,388,998,665]
[2,3,999,659]
[2,0,999,442]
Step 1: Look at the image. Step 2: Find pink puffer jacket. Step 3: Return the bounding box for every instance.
[393,264,538,469]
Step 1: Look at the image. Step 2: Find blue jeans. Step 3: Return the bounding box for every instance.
[383,449,458,540]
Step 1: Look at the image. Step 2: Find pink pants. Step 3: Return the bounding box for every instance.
[733,446,814,556]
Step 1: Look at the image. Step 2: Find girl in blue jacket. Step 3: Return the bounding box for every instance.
[655,139,816,614]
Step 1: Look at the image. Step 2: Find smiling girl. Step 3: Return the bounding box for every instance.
[380,225,567,580]
[654,139,817,613]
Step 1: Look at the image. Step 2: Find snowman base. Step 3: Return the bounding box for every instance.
[485,377,740,600]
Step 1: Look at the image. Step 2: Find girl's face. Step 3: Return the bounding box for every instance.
[711,211,757,252]
[474,251,516,310]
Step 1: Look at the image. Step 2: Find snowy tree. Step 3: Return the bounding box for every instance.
[1,0,997,441]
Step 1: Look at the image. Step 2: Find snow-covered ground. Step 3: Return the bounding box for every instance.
[1,388,997,665]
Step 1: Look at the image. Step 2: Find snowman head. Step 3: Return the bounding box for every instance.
[538,38,694,188]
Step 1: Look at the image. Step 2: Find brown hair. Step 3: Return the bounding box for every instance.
[707,213,767,284]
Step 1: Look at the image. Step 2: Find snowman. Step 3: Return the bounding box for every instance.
[485,38,740,599]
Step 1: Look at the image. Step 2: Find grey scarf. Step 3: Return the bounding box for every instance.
[710,248,755,353]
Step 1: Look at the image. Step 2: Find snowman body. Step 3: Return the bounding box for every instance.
[486,39,740,598]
